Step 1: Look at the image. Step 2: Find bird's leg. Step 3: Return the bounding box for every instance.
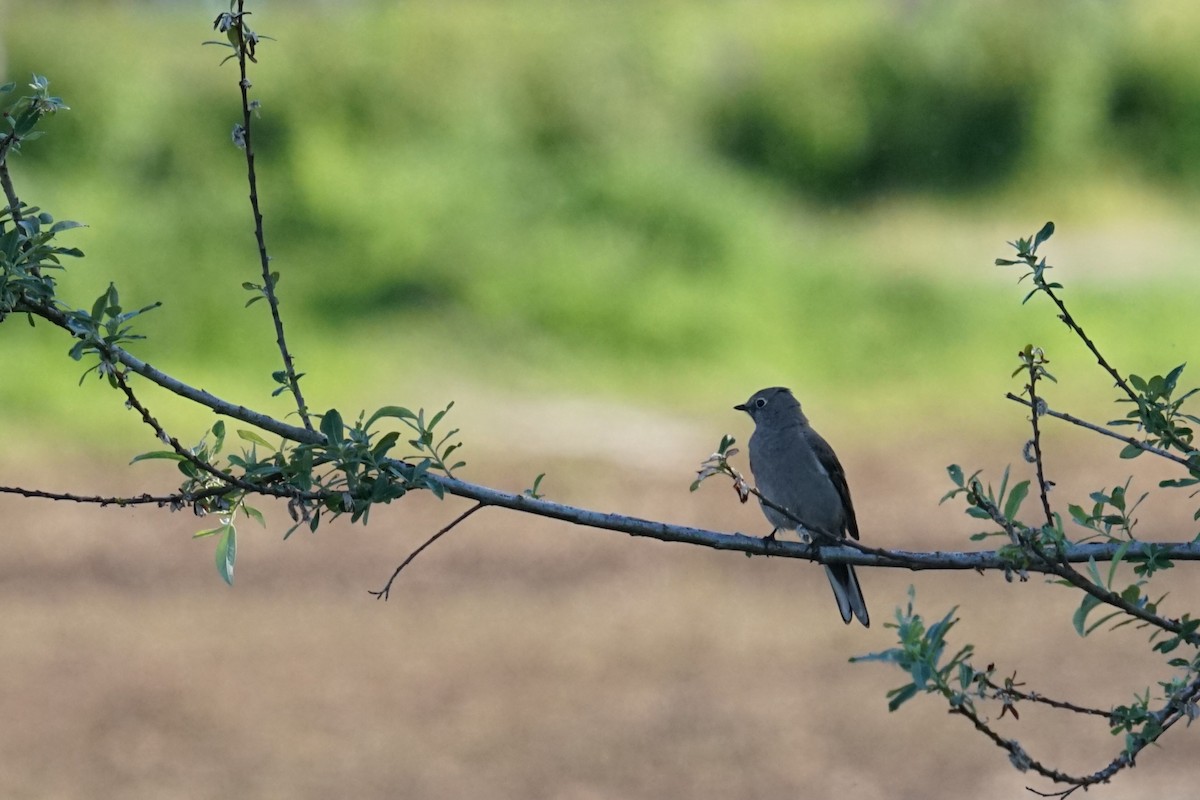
[763,528,779,545]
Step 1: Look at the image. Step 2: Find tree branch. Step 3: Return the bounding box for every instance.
[428,472,1200,569]
[16,298,322,446]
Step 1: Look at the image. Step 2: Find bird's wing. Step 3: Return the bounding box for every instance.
[805,429,860,540]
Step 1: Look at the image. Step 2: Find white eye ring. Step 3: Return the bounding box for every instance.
[755,397,767,409]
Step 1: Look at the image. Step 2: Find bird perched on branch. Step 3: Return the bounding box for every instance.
[735,386,869,627]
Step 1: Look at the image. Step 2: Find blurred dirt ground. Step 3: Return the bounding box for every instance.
[2,415,1198,800]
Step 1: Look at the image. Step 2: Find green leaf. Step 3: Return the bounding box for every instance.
[364,405,417,430]
[1073,594,1103,637]
[1111,485,1126,511]
[1003,480,1030,521]
[1119,583,1142,604]
[319,408,344,442]
[210,420,226,456]
[848,647,904,666]
[524,472,547,499]
[192,526,225,539]
[1085,610,1123,636]
[947,464,964,487]
[1107,540,1131,588]
[372,431,400,458]
[428,401,454,431]
[241,505,266,527]
[1164,363,1186,395]
[1033,221,1055,250]
[130,450,186,464]
[215,525,236,586]
[237,429,273,448]
[886,683,920,712]
[48,220,84,234]
[1118,444,1143,459]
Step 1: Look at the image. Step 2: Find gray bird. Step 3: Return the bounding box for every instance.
[735,387,869,627]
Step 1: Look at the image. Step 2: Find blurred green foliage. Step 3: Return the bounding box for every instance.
[2,0,1199,447]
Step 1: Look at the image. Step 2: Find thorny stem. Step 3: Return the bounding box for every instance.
[1041,284,1192,456]
[231,0,313,431]
[1025,361,1056,530]
[112,366,277,498]
[973,494,1199,644]
[1024,672,1200,797]
[0,136,23,224]
[1,132,39,279]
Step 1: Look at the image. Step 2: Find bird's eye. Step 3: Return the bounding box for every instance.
[755,397,767,409]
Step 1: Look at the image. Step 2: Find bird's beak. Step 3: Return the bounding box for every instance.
[733,403,748,412]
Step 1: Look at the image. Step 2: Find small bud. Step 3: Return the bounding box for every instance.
[733,475,750,503]
[1022,440,1036,463]
[231,123,246,149]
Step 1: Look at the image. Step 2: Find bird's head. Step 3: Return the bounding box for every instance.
[734,386,803,425]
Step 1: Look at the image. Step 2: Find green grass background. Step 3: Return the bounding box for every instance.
[3,0,1199,450]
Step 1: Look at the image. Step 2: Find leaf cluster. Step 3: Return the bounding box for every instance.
[1,75,69,148]
[851,587,975,713]
[1113,366,1200,467]
[64,283,161,382]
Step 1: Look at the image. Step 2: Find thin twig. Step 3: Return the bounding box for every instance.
[1007,394,1190,468]
[978,675,1111,719]
[950,703,1088,787]
[0,484,222,507]
[369,502,485,600]
[231,0,312,431]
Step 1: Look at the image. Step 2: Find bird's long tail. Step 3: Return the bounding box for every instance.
[824,563,869,627]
